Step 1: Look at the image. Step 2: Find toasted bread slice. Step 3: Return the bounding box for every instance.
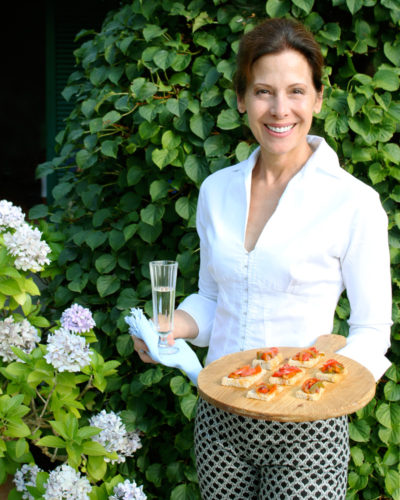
[269,364,304,386]
[288,347,324,368]
[221,365,266,388]
[246,383,283,401]
[252,352,283,371]
[315,359,347,382]
[296,378,325,401]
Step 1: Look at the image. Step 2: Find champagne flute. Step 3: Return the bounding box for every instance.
[149,260,179,354]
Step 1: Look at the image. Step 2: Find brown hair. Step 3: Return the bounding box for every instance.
[234,18,324,97]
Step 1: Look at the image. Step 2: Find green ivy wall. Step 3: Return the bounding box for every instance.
[32,0,400,498]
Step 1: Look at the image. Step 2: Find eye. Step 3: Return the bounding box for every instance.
[292,88,305,95]
[256,89,270,96]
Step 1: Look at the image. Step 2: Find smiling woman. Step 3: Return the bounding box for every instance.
[131,16,392,500]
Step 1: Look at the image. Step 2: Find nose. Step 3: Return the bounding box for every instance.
[270,93,289,118]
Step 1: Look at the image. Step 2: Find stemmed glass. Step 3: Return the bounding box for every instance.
[149,260,179,355]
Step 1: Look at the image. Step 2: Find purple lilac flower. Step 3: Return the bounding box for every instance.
[60,304,95,333]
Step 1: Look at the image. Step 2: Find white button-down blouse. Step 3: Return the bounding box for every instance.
[178,136,392,380]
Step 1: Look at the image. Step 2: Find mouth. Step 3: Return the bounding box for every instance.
[266,124,295,133]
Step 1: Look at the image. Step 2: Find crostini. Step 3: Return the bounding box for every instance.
[296,377,326,401]
[246,382,284,401]
[252,347,283,370]
[315,358,347,382]
[269,363,304,385]
[288,347,324,368]
[221,364,266,388]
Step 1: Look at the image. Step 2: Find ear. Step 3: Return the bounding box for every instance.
[313,85,324,114]
[237,94,246,114]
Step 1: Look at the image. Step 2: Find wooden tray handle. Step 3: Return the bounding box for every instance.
[312,334,347,353]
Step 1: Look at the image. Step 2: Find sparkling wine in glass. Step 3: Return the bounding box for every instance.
[149,260,179,354]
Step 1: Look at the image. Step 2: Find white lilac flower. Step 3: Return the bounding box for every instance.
[43,464,92,500]
[89,410,142,464]
[0,199,25,232]
[0,317,40,362]
[60,304,95,333]
[44,327,92,372]
[3,223,51,272]
[109,479,147,500]
[14,464,42,500]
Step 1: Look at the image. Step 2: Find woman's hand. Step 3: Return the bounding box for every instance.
[131,309,199,364]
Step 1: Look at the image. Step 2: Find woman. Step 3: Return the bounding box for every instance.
[133,18,392,499]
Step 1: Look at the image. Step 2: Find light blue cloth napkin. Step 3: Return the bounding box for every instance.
[125,307,203,386]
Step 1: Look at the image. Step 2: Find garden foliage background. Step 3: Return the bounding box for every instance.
[7,0,400,498]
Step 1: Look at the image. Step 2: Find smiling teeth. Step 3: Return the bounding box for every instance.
[267,125,294,133]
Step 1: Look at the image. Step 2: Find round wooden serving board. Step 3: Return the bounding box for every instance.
[197,334,376,422]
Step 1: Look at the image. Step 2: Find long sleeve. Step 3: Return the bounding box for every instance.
[338,191,392,381]
[177,183,218,347]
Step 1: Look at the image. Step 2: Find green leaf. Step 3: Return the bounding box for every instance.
[384,41,400,66]
[137,221,162,243]
[139,365,163,386]
[189,112,214,139]
[82,441,108,456]
[96,275,121,297]
[346,0,363,13]
[266,0,291,16]
[87,455,107,482]
[36,436,66,448]
[170,376,191,396]
[184,155,209,185]
[292,0,315,13]
[349,419,371,442]
[180,394,197,420]
[162,130,181,150]
[217,109,241,130]
[385,469,400,496]
[143,24,167,42]
[95,254,117,274]
[102,110,121,126]
[373,69,400,91]
[146,463,163,487]
[166,97,188,117]
[29,204,48,219]
[204,134,230,157]
[140,204,165,226]
[350,446,364,466]
[101,138,121,158]
[175,197,197,221]
[150,180,171,201]
[384,380,400,401]
[153,49,175,70]
[116,334,134,357]
[376,402,400,428]
[131,78,158,101]
[86,231,107,250]
[152,148,179,169]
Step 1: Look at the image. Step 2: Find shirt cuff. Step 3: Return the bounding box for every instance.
[177,293,216,347]
[337,344,392,381]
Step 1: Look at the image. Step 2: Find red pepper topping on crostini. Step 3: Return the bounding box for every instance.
[228,364,262,379]
[292,347,320,362]
[320,359,345,374]
[255,383,278,395]
[302,378,325,394]
[272,363,302,379]
[256,347,279,361]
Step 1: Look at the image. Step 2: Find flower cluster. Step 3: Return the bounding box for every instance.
[109,479,147,500]
[61,304,96,333]
[14,464,42,500]
[43,464,92,500]
[3,223,51,272]
[0,199,25,232]
[0,317,40,362]
[89,410,142,464]
[44,327,92,372]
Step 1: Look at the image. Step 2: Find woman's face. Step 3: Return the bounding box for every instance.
[237,49,323,165]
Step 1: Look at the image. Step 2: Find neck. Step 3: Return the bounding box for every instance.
[255,143,313,185]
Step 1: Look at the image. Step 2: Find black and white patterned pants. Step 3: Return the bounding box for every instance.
[194,398,350,500]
